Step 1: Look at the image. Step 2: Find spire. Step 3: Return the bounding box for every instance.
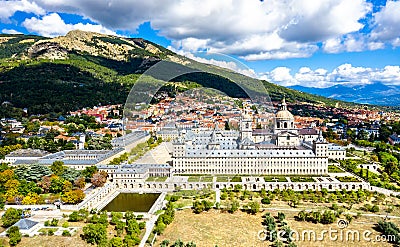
[280,97,287,111]
[316,129,325,142]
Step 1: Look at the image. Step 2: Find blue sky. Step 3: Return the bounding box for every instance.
[0,0,399,88]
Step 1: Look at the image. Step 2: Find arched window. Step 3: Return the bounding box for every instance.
[284,122,288,128]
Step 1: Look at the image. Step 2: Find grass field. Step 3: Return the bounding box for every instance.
[146,176,168,182]
[328,165,345,173]
[188,176,201,182]
[156,209,398,247]
[156,209,264,247]
[216,176,229,182]
[200,176,213,182]
[290,177,315,182]
[264,176,288,182]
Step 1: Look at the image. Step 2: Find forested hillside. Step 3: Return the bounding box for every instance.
[0,31,354,116]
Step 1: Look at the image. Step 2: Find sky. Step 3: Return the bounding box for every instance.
[0,0,400,88]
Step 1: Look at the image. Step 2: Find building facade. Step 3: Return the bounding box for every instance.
[172,99,346,175]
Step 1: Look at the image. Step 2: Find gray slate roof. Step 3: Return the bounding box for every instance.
[13,218,38,230]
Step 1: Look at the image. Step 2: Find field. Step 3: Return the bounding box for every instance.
[155,209,399,247]
[156,209,264,247]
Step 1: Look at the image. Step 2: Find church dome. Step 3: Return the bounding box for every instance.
[276,110,294,120]
[275,98,293,120]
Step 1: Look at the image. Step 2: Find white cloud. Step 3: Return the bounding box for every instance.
[22,13,116,37]
[323,34,385,53]
[371,0,400,46]
[260,67,298,86]
[1,29,22,34]
[261,64,400,88]
[0,0,45,22]
[31,0,372,60]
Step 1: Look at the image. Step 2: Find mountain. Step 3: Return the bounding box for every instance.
[290,83,400,106]
[0,30,354,116]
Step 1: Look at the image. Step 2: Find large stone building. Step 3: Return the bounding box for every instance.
[172,99,345,175]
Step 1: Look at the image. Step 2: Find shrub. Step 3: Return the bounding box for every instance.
[2,208,23,227]
[261,197,271,204]
[62,230,71,236]
[7,226,22,246]
[139,222,146,230]
[50,218,59,226]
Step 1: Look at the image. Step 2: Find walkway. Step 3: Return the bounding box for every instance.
[134,142,173,164]
[139,192,167,247]
[139,214,160,247]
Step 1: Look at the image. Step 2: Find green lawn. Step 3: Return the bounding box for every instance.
[188,176,201,182]
[335,176,361,182]
[200,176,213,182]
[328,164,345,173]
[146,176,168,182]
[290,177,315,182]
[264,176,287,182]
[230,176,242,182]
[216,176,229,182]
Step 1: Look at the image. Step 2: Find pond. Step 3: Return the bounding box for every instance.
[102,193,160,212]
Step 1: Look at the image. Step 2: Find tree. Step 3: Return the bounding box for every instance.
[115,220,125,236]
[62,189,85,204]
[321,210,337,224]
[7,226,22,246]
[91,171,107,187]
[74,177,86,189]
[192,200,204,214]
[61,168,81,182]
[126,218,140,236]
[277,212,286,222]
[82,166,98,180]
[63,180,73,193]
[18,180,42,196]
[161,240,170,247]
[49,176,66,193]
[233,184,242,192]
[38,176,52,193]
[110,212,123,225]
[1,208,22,227]
[21,192,41,205]
[0,169,14,184]
[261,197,271,204]
[50,161,66,176]
[228,200,240,213]
[296,210,307,221]
[224,121,230,130]
[385,161,398,176]
[123,234,140,246]
[82,223,107,245]
[109,237,123,247]
[248,201,260,215]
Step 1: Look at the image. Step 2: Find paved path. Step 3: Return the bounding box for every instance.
[215,189,220,205]
[139,214,160,247]
[134,142,173,164]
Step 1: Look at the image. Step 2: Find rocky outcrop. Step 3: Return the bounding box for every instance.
[27,41,68,60]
